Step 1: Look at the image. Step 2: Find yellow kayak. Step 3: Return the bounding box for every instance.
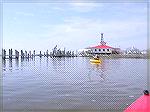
[90,59,101,63]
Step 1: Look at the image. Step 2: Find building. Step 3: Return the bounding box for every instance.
[87,33,120,54]
[140,50,147,55]
[125,46,140,54]
[77,49,91,56]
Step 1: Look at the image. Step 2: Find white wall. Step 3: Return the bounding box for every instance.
[91,48,112,54]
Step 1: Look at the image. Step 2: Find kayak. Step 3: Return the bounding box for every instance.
[124,90,150,112]
[90,59,101,63]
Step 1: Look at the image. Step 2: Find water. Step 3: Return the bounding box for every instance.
[2,57,147,111]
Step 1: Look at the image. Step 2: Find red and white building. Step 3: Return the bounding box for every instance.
[87,33,120,54]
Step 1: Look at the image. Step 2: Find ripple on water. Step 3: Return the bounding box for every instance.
[2,57,147,110]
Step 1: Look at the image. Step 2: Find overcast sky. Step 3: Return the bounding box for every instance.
[3,2,147,53]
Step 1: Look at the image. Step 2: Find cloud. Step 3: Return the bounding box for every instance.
[3,3,147,51]
[51,7,65,11]
[15,11,34,16]
[69,2,102,12]
[40,16,146,50]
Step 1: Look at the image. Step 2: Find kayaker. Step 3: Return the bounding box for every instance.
[94,55,99,60]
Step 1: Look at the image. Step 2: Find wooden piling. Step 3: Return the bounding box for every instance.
[28,53,29,58]
[15,50,19,59]
[2,49,6,59]
[40,51,42,58]
[46,50,49,57]
[21,50,24,58]
[33,50,35,57]
[9,49,13,59]
[29,51,31,58]
[25,51,27,58]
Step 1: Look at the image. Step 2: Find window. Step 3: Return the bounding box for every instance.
[103,49,105,51]
[99,49,101,51]
[107,49,109,51]
[95,49,97,51]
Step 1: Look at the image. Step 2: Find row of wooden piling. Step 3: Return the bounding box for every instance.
[2,49,36,60]
[2,48,76,60]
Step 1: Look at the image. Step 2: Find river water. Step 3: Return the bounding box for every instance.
[2,57,148,111]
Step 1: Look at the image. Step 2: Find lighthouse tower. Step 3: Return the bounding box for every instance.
[100,33,106,45]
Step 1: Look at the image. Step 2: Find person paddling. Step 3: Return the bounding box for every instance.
[93,55,99,60]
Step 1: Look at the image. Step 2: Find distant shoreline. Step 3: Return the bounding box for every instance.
[79,54,150,59]
[0,54,149,59]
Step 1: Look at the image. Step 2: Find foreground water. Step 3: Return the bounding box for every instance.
[2,57,147,111]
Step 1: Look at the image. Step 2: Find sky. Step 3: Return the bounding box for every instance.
[3,2,147,53]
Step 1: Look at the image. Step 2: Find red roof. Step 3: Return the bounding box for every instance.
[90,45,113,49]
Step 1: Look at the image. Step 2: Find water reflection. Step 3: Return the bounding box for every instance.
[88,60,106,81]
[15,59,19,68]
[33,57,35,66]
[39,57,42,68]
[46,57,49,68]
[2,59,6,71]
[2,59,6,68]
[9,59,12,71]
[21,58,24,62]
[21,58,24,70]
[51,57,66,69]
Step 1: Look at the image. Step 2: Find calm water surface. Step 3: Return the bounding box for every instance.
[2,57,147,111]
